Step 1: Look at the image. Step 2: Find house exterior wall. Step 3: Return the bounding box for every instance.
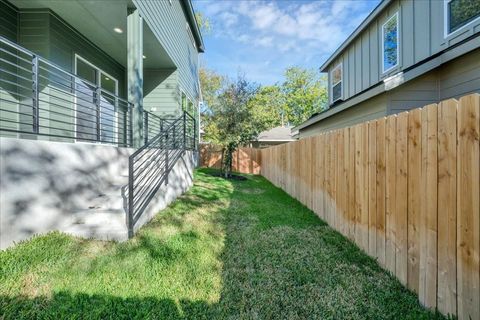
[134,0,200,108]
[299,48,480,137]
[144,69,181,117]
[326,0,480,106]
[299,95,388,138]
[0,0,17,42]
[0,136,196,249]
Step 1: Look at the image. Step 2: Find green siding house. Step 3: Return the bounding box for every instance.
[0,0,204,248]
[0,0,203,145]
[296,0,480,137]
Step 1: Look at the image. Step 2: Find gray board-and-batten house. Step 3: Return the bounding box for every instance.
[0,0,204,248]
[295,0,480,137]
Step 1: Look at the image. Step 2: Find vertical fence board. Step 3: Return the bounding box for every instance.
[376,118,386,267]
[255,94,479,320]
[408,108,422,293]
[369,121,377,257]
[348,128,356,240]
[437,99,458,316]
[386,116,397,274]
[395,112,408,285]
[457,94,480,320]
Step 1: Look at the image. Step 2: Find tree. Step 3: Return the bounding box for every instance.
[204,75,261,178]
[248,85,285,129]
[195,12,211,35]
[199,67,224,113]
[281,67,328,126]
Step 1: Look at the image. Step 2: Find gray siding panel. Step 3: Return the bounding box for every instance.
[413,0,430,63]
[438,48,480,100]
[369,22,379,86]
[0,0,18,42]
[348,46,355,98]
[18,12,49,58]
[354,40,362,95]
[325,0,480,106]
[299,94,388,137]
[401,0,414,67]
[48,13,126,98]
[134,0,200,108]
[144,69,180,117]
[361,32,370,91]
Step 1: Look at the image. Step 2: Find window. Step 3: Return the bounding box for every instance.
[74,55,118,143]
[445,0,480,35]
[382,12,399,73]
[331,63,342,103]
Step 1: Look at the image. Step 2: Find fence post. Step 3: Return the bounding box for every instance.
[144,112,149,144]
[127,157,134,238]
[32,55,40,134]
[95,87,101,141]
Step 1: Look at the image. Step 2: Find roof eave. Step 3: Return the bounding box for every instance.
[181,0,205,53]
[319,0,391,72]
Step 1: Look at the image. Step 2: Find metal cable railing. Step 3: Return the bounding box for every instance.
[0,35,133,146]
[127,111,196,237]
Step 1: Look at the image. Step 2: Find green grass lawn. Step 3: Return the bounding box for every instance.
[0,168,445,319]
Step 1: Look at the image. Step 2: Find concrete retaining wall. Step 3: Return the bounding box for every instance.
[0,137,196,249]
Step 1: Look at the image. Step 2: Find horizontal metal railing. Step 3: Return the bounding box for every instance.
[0,35,133,146]
[127,111,196,237]
[143,111,175,144]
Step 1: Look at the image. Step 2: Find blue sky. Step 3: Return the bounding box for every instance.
[193,0,381,85]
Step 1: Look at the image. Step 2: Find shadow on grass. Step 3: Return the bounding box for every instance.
[0,168,446,319]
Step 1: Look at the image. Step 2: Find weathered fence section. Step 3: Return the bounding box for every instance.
[200,144,261,174]
[260,94,479,320]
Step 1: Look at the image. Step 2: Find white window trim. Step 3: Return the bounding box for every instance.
[444,0,480,38]
[74,54,119,144]
[330,62,343,103]
[381,11,400,74]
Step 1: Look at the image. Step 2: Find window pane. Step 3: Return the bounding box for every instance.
[332,65,342,84]
[448,0,480,33]
[333,83,342,102]
[101,73,116,94]
[383,14,398,72]
[76,59,96,84]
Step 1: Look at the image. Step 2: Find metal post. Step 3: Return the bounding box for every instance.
[165,132,169,185]
[160,118,163,132]
[172,123,176,149]
[127,157,134,238]
[96,87,101,142]
[193,114,197,150]
[129,105,133,147]
[183,112,186,150]
[32,56,40,134]
[144,112,149,144]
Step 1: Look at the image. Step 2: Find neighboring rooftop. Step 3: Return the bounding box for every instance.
[257,126,296,142]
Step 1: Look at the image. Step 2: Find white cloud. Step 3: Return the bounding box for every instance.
[193,0,379,84]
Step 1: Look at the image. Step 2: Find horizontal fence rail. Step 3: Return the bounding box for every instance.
[127,111,196,236]
[0,35,133,146]
[260,94,480,320]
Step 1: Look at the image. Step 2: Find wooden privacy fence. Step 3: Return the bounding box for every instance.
[260,94,479,319]
[199,144,261,174]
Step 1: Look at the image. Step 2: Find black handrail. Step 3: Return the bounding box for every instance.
[127,111,196,237]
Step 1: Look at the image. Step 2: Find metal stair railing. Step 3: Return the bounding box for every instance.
[127,111,196,237]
